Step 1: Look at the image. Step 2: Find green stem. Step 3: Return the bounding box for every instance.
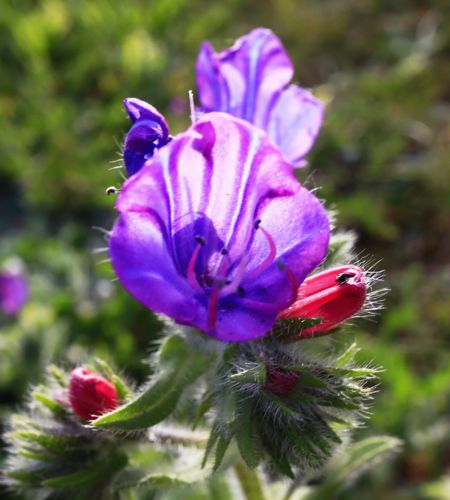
[234,463,266,500]
[148,425,209,448]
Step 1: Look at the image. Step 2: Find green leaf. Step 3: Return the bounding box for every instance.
[94,358,132,401]
[33,392,67,416]
[42,450,128,489]
[267,446,295,479]
[270,318,322,340]
[202,421,234,472]
[233,463,267,500]
[295,370,328,389]
[305,436,402,500]
[213,427,233,472]
[92,335,213,430]
[235,399,261,469]
[7,466,49,485]
[48,364,68,387]
[192,390,215,430]
[19,446,57,462]
[138,474,189,488]
[261,392,301,418]
[335,343,360,367]
[320,395,360,410]
[333,367,380,378]
[16,431,85,454]
[229,365,266,386]
[202,424,220,468]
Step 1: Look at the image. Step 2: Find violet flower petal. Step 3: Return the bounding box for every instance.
[110,112,329,342]
[266,85,324,166]
[0,272,28,316]
[123,98,170,176]
[196,28,324,165]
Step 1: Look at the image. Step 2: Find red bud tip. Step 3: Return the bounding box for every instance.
[278,265,367,339]
[69,367,119,421]
[264,366,298,396]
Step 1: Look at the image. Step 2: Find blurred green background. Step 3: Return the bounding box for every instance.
[1,0,449,498]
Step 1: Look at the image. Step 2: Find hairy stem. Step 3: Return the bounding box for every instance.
[234,463,266,500]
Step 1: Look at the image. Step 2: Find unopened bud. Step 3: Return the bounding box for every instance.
[278,265,366,339]
[264,366,298,396]
[69,367,119,421]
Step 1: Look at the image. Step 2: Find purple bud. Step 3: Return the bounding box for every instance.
[123,98,170,176]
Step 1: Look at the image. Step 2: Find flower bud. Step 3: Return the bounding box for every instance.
[278,265,366,339]
[69,367,119,421]
[264,366,298,396]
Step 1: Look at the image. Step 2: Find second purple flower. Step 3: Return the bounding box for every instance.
[196,28,324,166]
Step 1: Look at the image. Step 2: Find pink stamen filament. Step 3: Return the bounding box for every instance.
[211,251,229,282]
[245,226,277,280]
[285,268,299,304]
[208,288,220,330]
[187,243,203,293]
[220,253,251,296]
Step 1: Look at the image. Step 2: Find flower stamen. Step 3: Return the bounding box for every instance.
[187,237,205,293]
[246,225,277,280]
[208,287,220,330]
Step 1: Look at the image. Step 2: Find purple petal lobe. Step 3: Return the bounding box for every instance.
[196,28,324,165]
[123,98,170,176]
[197,29,292,124]
[267,85,324,166]
[0,271,28,316]
[110,112,329,342]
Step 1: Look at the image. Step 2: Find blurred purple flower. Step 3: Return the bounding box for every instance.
[123,98,171,177]
[109,112,329,342]
[196,28,324,166]
[0,271,28,316]
[168,96,187,116]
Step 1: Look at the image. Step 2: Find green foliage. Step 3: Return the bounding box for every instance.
[0,0,449,497]
[4,368,130,498]
[305,436,402,500]
[93,335,215,430]
[197,339,380,478]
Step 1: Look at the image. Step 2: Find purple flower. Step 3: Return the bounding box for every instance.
[0,271,28,316]
[196,28,324,166]
[109,112,329,342]
[123,98,171,176]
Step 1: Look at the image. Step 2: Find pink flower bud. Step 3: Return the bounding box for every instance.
[264,366,298,396]
[69,367,119,421]
[278,265,366,339]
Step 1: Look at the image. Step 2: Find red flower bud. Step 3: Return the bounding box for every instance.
[278,265,366,339]
[69,367,119,421]
[264,366,298,396]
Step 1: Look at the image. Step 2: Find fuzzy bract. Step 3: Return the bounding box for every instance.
[0,271,28,316]
[123,98,171,176]
[196,28,324,166]
[109,112,329,342]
